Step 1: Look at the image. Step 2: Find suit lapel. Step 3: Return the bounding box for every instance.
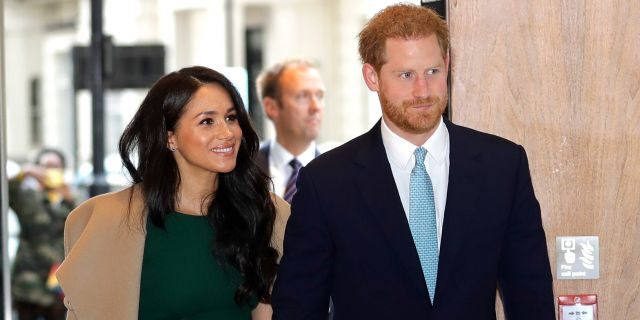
[436,120,482,298]
[353,122,429,298]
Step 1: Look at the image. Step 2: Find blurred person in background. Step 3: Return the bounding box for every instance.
[56,66,290,319]
[255,59,326,203]
[9,148,74,320]
[6,159,22,265]
[256,60,334,319]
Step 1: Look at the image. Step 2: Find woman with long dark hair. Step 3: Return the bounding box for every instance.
[56,66,289,319]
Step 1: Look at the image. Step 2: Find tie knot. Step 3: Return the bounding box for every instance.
[289,158,302,170]
[414,147,427,165]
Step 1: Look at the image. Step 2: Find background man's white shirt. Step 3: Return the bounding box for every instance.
[267,140,317,197]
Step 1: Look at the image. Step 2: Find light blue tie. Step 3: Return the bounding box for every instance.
[409,147,439,304]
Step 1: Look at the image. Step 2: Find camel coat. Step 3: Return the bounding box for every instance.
[56,186,290,319]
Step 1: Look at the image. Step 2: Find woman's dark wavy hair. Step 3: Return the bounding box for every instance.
[118,66,278,305]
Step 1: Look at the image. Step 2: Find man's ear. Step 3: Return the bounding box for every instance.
[362,63,380,92]
[444,52,450,75]
[263,97,279,121]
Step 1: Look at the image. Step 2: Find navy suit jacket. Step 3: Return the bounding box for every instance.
[272,119,555,319]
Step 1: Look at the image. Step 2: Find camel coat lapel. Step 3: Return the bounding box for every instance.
[56,186,290,320]
[57,186,146,319]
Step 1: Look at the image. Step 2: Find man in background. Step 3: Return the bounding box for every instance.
[256,59,334,319]
[255,59,326,202]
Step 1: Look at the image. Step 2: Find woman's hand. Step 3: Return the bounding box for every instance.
[251,302,273,320]
[20,164,49,186]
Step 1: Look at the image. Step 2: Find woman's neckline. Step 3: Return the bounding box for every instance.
[171,211,208,218]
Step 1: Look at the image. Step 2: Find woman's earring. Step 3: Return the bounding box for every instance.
[169,147,176,152]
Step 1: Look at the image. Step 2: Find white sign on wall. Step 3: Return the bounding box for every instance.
[556,236,599,280]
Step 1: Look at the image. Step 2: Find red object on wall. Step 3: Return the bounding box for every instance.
[558,294,597,320]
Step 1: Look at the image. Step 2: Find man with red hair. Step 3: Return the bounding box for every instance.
[273,4,554,319]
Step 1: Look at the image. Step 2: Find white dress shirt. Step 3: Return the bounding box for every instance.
[381,116,450,248]
[267,139,318,197]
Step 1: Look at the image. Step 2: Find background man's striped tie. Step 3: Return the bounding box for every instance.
[284,158,302,203]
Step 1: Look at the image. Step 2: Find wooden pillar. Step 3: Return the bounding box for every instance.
[448,0,640,318]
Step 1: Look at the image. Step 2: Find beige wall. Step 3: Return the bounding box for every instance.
[449,0,640,318]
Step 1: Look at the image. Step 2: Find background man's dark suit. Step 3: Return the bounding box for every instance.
[255,142,320,175]
[255,144,271,174]
[272,119,555,319]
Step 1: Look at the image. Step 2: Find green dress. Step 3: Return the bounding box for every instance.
[139,212,256,319]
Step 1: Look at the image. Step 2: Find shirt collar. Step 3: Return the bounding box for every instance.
[270,139,317,168]
[381,116,449,170]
